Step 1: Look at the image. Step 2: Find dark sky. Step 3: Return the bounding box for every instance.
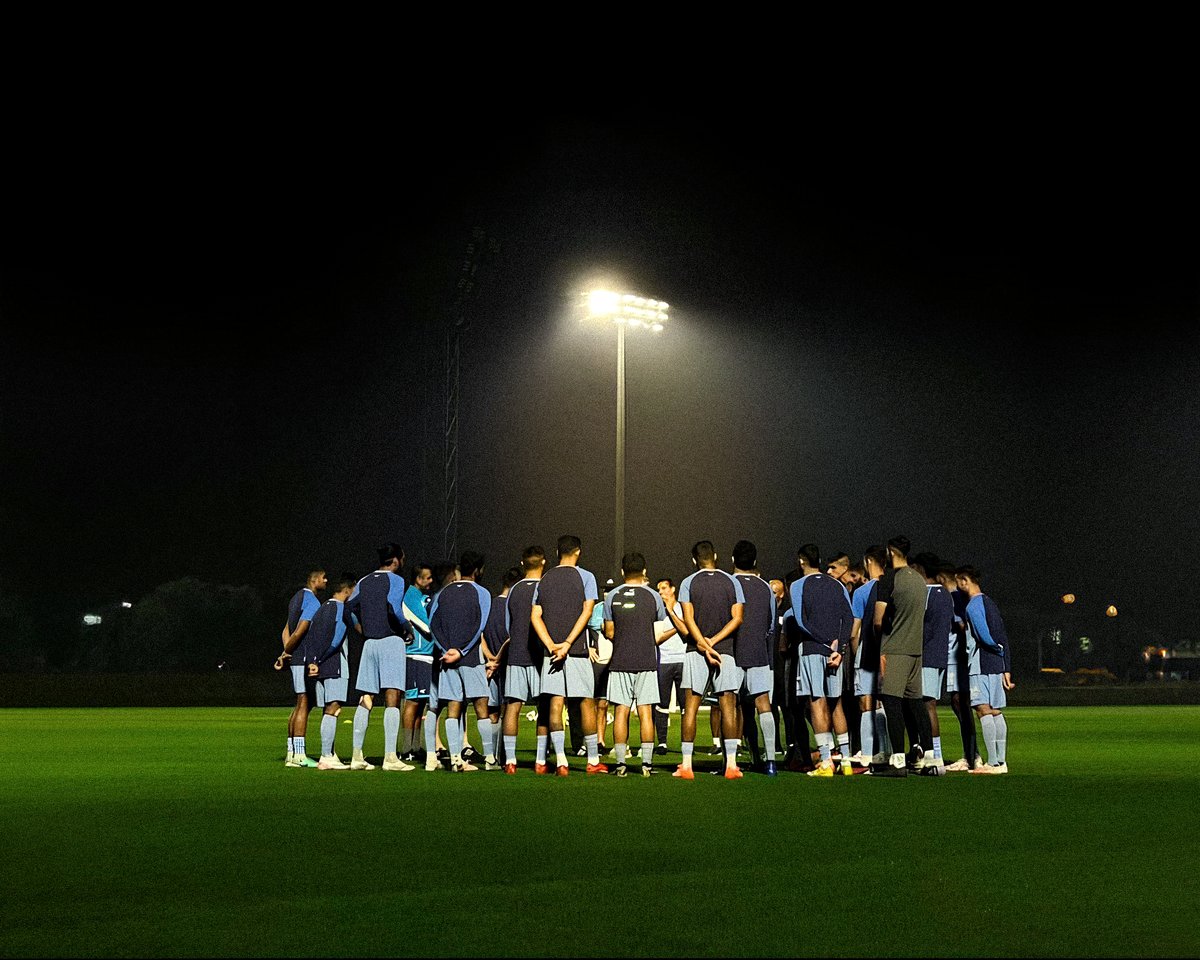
[3,58,1197,646]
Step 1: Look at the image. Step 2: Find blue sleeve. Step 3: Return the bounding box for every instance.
[580,569,599,602]
[388,575,407,620]
[301,592,320,623]
[790,577,807,632]
[968,596,1003,652]
[322,617,348,661]
[428,593,447,653]
[505,594,513,635]
[531,582,541,606]
[852,586,867,619]
[603,591,615,623]
[679,575,691,604]
[768,589,777,625]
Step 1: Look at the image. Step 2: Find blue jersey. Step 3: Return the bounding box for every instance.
[851,578,881,670]
[482,590,509,662]
[532,565,599,657]
[346,571,408,640]
[788,573,853,657]
[733,573,776,669]
[299,598,355,680]
[679,568,745,654]
[965,593,1011,675]
[922,584,953,670]
[429,580,491,667]
[505,578,542,667]
[286,588,321,635]
[604,584,667,672]
[403,585,433,657]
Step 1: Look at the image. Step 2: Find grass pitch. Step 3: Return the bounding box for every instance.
[1,705,1198,957]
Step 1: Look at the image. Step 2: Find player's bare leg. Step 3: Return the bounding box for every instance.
[719,691,741,776]
[675,689,703,777]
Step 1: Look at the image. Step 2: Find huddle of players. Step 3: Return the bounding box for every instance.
[275,533,1013,777]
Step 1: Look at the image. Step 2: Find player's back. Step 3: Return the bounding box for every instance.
[733,574,775,667]
[350,572,407,640]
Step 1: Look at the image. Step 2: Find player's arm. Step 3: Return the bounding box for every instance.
[849,618,862,660]
[663,604,688,642]
[707,602,744,647]
[530,604,564,660]
[604,620,615,641]
[561,599,595,656]
[682,602,710,655]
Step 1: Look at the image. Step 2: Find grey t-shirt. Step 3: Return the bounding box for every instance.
[877,565,927,657]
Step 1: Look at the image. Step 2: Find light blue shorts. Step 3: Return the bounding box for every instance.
[356,636,406,694]
[739,665,773,698]
[854,668,879,697]
[682,650,715,694]
[970,672,1006,709]
[713,653,742,694]
[438,663,490,702]
[291,664,309,695]
[922,666,945,700]
[797,653,841,699]
[607,670,660,707]
[945,664,960,694]
[541,656,595,699]
[316,674,348,709]
[488,671,504,709]
[505,664,542,703]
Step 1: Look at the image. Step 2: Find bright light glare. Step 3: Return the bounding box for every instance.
[582,289,670,329]
[83,614,102,626]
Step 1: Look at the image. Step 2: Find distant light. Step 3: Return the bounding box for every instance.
[1079,636,1092,653]
[121,601,133,609]
[582,289,670,329]
[1061,593,1076,604]
[82,614,103,626]
[1106,605,1118,618]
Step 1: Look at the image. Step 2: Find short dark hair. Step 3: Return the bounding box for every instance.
[431,560,458,588]
[692,540,716,563]
[621,551,647,576]
[911,551,940,578]
[936,561,958,580]
[408,562,431,582]
[826,552,850,567]
[864,545,888,570]
[848,562,865,577]
[377,542,405,567]
[521,545,546,572]
[797,543,821,569]
[955,564,982,585]
[502,565,523,589]
[458,551,485,578]
[557,535,582,558]
[656,577,674,589]
[887,535,911,559]
[332,574,356,592]
[732,539,757,570]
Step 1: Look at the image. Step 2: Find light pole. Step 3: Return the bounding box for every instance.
[581,289,669,577]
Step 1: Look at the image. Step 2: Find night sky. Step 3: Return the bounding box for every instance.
[3,60,1197,651]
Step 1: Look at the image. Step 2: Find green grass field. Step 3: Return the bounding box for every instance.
[2,706,1198,958]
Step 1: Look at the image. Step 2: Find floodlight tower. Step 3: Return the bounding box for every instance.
[581,289,670,577]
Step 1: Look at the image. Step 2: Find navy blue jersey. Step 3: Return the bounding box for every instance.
[299,598,355,680]
[482,590,509,663]
[505,579,542,667]
[532,565,599,657]
[788,573,853,657]
[851,578,881,670]
[429,580,491,667]
[965,593,1012,675]
[286,588,321,635]
[949,588,969,672]
[733,573,776,669]
[678,568,745,654]
[604,583,667,672]
[345,571,408,640]
[922,584,953,670]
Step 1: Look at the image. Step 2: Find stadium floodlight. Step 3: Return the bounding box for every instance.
[82,614,102,626]
[121,601,133,609]
[580,287,670,576]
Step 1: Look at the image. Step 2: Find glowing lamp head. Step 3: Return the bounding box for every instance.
[587,289,620,317]
[1106,605,1118,618]
[1061,594,1075,604]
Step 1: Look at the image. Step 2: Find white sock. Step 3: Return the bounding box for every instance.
[383,707,400,758]
[981,714,998,765]
[724,738,739,769]
[321,716,337,757]
[681,741,694,769]
[585,733,599,765]
[477,717,494,759]
[641,742,653,766]
[424,712,438,758]
[536,734,548,765]
[860,712,874,758]
[932,735,943,760]
[504,735,518,763]
[551,730,566,766]
[836,733,851,759]
[994,713,1007,764]
[287,737,295,757]
[352,706,370,753]
[759,712,777,762]
[295,736,306,757]
[615,743,627,765]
